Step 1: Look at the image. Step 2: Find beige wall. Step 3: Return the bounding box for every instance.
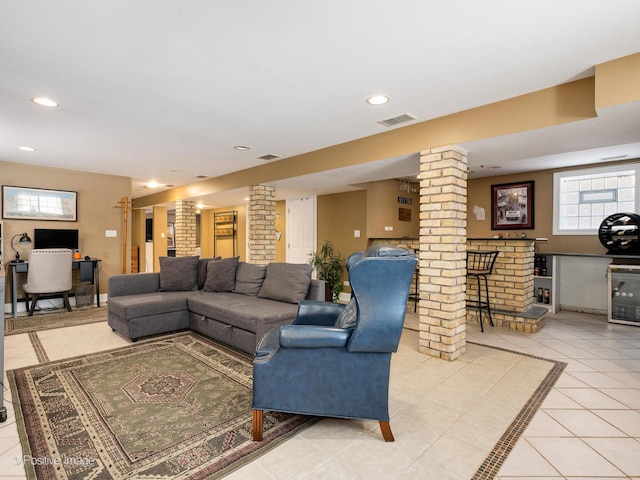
[0,160,131,300]
[275,200,286,262]
[467,160,640,254]
[316,190,369,288]
[363,179,419,239]
[317,190,369,256]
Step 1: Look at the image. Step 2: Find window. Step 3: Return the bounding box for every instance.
[553,163,640,235]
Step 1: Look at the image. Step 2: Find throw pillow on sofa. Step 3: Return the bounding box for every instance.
[233,262,267,296]
[203,257,239,292]
[258,263,312,304]
[197,256,220,289]
[158,256,200,291]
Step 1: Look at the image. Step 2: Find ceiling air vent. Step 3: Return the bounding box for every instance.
[378,113,417,127]
[258,154,281,161]
[195,175,208,179]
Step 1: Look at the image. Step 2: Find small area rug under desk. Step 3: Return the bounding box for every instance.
[4,306,107,336]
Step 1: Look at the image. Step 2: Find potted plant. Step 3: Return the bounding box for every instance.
[309,239,345,302]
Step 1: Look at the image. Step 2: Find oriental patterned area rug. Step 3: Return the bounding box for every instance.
[9,332,315,480]
[5,306,108,336]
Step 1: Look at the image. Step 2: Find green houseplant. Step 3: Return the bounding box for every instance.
[309,239,345,302]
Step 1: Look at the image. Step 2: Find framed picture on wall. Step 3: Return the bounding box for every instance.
[2,185,77,221]
[491,181,534,229]
[167,223,175,247]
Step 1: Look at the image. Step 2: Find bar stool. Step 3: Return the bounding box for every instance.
[466,251,499,332]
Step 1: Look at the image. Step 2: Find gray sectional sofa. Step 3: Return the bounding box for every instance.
[107,256,324,354]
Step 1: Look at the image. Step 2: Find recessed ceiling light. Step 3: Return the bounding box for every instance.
[234,145,251,151]
[366,95,389,105]
[31,97,59,107]
[17,146,36,152]
[243,197,250,201]
[196,203,204,209]
[146,181,160,188]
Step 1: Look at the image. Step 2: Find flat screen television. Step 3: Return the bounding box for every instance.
[34,228,79,250]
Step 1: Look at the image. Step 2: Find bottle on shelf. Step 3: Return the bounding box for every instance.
[537,287,544,303]
[534,256,541,276]
[544,288,550,304]
[540,256,547,276]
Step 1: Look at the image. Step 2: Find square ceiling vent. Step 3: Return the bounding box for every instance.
[258,154,281,161]
[378,113,417,127]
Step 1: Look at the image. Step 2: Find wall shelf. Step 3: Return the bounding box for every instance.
[214,211,237,257]
[534,253,557,313]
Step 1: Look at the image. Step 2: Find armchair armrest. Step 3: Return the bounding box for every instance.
[279,325,352,348]
[292,300,345,326]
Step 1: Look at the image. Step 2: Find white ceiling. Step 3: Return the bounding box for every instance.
[2,1,640,209]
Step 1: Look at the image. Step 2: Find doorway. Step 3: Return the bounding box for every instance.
[286,197,316,264]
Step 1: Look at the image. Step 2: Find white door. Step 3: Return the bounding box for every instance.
[286,197,316,264]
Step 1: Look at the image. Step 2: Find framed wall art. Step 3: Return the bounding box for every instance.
[167,223,175,248]
[491,181,534,230]
[2,185,77,221]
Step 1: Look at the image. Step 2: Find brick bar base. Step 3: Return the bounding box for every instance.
[466,306,547,333]
[466,238,546,332]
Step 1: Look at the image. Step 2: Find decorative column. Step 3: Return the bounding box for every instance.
[248,185,276,265]
[175,200,197,256]
[419,146,468,360]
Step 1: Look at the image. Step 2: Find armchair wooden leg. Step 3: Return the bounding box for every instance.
[252,409,263,441]
[379,421,394,442]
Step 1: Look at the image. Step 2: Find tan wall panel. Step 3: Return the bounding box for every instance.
[152,206,167,271]
[595,52,640,108]
[199,209,214,257]
[317,190,368,288]
[275,200,286,262]
[363,179,419,239]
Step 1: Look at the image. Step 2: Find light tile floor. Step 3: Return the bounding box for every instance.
[1,310,639,479]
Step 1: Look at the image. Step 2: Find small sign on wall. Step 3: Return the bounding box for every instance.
[399,207,411,222]
[398,196,412,205]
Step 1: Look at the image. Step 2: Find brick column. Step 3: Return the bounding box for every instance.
[248,185,276,265]
[175,200,197,256]
[419,146,468,360]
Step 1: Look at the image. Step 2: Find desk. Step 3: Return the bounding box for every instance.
[10,258,101,318]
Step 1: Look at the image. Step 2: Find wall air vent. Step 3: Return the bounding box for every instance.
[258,154,281,161]
[378,113,417,127]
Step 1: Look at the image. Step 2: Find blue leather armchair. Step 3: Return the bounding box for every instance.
[252,244,417,442]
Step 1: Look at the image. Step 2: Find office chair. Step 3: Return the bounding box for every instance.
[23,248,73,316]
